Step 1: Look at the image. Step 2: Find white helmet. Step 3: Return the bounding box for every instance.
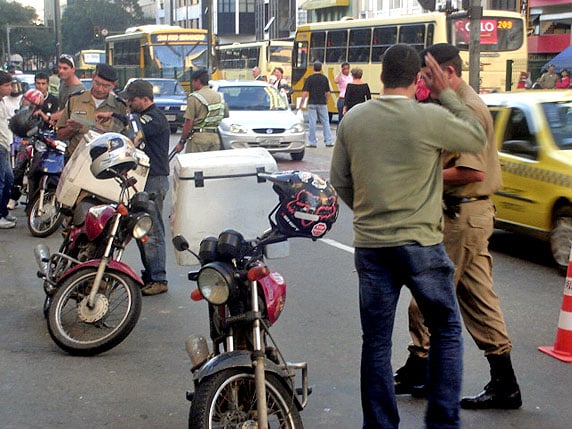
[89,133,138,180]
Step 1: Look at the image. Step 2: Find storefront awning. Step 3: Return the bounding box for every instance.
[302,0,350,11]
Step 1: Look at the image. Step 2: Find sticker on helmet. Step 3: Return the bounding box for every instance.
[311,222,327,237]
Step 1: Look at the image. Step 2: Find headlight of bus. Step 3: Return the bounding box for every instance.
[197,262,237,305]
[132,213,153,239]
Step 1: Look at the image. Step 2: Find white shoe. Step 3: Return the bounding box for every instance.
[0,217,16,229]
[7,199,18,210]
[4,214,16,222]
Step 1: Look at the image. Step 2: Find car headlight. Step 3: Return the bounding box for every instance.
[197,262,236,305]
[229,124,249,134]
[180,104,187,111]
[288,123,305,133]
[132,213,153,239]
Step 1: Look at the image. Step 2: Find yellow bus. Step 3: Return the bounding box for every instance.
[105,25,210,90]
[291,11,527,115]
[213,40,293,82]
[74,49,105,76]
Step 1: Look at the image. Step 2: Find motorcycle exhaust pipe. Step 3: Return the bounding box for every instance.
[34,244,51,276]
[185,334,209,371]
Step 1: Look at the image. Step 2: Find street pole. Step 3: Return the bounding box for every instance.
[54,0,61,59]
[468,0,482,92]
[6,25,11,66]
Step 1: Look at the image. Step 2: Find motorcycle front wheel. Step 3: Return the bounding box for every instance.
[189,369,303,429]
[47,267,142,356]
[28,190,65,237]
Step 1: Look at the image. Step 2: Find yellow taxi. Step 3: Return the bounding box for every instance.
[481,90,572,271]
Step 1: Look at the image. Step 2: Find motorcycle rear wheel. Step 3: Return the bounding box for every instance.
[47,267,142,356]
[189,369,303,429]
[28,190,64,238]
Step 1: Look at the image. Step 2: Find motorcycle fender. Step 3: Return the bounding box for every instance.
[191,350,302,409]
[58,259,144,286]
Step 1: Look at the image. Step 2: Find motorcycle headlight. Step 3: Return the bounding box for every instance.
[34,140,47,152]
[197,262,236,305]
[132,213,153,239]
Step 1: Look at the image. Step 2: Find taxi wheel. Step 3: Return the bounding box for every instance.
[550,210,572,274]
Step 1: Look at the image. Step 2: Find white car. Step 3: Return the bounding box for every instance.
[210,80,306,161]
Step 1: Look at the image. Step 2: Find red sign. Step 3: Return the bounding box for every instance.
[454,19,500,45]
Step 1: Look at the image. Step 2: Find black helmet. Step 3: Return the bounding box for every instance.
[272,171,338,239]
[9,106,41,138]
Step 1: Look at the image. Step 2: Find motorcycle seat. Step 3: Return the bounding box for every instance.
[72,196,101,226]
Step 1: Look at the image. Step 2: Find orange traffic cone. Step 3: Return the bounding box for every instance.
[539,254,572,362]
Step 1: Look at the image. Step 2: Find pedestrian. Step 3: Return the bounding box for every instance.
[393,43,522,411]
[175,69,227,154]
[299,61,333,148]
[556,69,570,89]
[96,79,170,296]
[32,72,60,128]
[330,43,488,429]
[342,67,371,114]
[334,62,352,122]
[0,70,16,229]
[48,66,60,96]
[272,67,292,103]
[252,66,266,81]
[536,64,558,89]
[50,54,86,125]
[56,63,126,158]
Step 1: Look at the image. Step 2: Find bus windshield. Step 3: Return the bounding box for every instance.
[450,16,524,52]
[150,44,208,69]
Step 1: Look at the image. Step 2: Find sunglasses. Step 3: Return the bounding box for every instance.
[59,54,75,68]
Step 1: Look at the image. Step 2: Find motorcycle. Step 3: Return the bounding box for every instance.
[172,170,339,429]
[34,131,154,356]
[25,129,67,237]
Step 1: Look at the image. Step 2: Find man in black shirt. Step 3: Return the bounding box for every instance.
[97,79,170,296]
[299,61,332,148]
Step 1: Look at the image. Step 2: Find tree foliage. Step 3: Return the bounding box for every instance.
[0,0,43,65]
[61,0,150,55]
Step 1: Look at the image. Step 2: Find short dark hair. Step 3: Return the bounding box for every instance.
[313,61,322,72]
[381,44,420,89]
[273,67,284,74]
[35,71,49,82]
[191,69,209,85]
[341,62,350,68]
[125,79,154,101]
[0,70,11,85]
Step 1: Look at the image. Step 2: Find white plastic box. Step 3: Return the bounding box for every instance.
[56,130,150,207]
[171,148,278,266]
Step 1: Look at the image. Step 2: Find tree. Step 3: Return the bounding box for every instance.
[61,0,150,55]
[0,0,40,66]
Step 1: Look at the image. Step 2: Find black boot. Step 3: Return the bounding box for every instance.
[394,354,427,397]
[460,352,522,409]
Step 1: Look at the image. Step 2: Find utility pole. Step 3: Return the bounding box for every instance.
[54,0,62,59]
[468,0,482,92]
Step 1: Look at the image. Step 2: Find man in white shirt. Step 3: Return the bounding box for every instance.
[0,71,16,228]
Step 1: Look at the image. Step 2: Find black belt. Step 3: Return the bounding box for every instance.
[443,195,489,219]
[194,129,218,134]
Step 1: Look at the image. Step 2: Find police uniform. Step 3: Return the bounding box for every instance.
[57,90,127,156]
[183,86,225,153]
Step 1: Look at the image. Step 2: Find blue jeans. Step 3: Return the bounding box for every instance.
[307,104,332,146]
[337,97,345,122]
[0,147,14,219]
[355,244,463,429]
[137,175,169,283]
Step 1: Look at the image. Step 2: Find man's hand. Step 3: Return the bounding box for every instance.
[95,112,113,123]
[420,53,450,97]
[175,141,185,153]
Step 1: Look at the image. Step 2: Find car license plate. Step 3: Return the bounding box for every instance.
[262,139,281,147]
[165,115,176,121]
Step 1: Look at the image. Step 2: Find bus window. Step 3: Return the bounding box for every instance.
[310,32,326,64]
[326,30,347,63]
[372,26,397,63]
[293,41,308,69]
[269,46,291,63]
[451,18,524,52]
[399,24,426,52]
[348,28,372,63]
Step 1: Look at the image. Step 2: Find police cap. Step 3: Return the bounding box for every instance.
[95,63,118,82]
[420,43,460,67]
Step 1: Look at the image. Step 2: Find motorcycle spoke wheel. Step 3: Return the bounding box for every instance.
[28,190,64,237]
[47,267,142,356]
[189,369,303,429]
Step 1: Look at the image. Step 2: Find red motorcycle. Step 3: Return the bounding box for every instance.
[34,132,153,356]
[173,171,339,429]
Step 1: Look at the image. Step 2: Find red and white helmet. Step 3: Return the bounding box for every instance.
[22,89,44,108]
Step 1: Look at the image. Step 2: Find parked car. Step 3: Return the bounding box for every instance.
[122,78,187,133]
[210,80,306,161]
[482,90,572,272]
[16,73,35,91]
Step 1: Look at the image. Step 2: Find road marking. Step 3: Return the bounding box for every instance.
[321,238,354,254]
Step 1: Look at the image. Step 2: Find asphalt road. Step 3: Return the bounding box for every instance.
[1,131,572,428]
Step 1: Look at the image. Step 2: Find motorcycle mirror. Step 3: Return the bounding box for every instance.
[172,234,190,252]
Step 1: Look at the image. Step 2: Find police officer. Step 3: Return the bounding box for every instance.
[56,63,127,158]
[175,69,227,154]
[97,79,170,296]
[394,43,521,410]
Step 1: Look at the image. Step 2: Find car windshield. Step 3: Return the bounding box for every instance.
[148,80,186,96]
[218,86,288,111]
[541,100,572,149]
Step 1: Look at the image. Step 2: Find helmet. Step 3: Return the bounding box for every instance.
[22,89,44,108]
[272,171,338,239]
[9,106,41,138]
[10,78,23,97]
[89,133,138,180]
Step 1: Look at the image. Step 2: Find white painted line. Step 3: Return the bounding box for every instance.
[321,238,355,254]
